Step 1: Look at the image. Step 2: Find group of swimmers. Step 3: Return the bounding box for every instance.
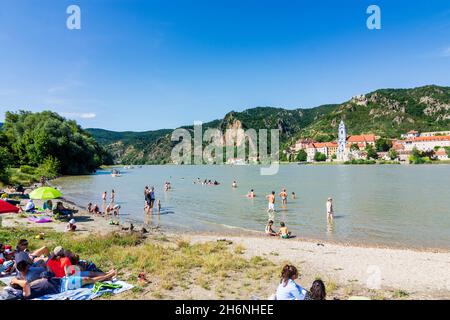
[144,186,161,213]
[194,178,220,186]
[1,239,116,299]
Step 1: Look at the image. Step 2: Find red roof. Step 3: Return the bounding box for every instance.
[406,135,450,142]
[0,199,19,214]
[309,142,337,148]
[347,134,376,143]
[407,130,419,134]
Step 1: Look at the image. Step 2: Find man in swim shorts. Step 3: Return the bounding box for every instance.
[266,191,276,219]
[279,188,287,206]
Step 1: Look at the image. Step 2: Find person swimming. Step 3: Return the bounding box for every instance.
[247,189,255,198]
[232,181,237,188]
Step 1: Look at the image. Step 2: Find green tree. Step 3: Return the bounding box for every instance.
[388,148,398,160]
[375,138,393,152]
[314,152,327,162]
[296,149,307,162]
[445,147,450,157]
[350,143,359,151]
[3,111,113,175]
[365,144,379,159]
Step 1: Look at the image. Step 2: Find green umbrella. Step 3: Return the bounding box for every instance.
[29,187,62,200]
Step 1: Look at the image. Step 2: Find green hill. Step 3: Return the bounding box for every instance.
[87,85,450,164]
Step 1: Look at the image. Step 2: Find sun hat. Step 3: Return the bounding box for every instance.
[69,219,76,224]
[53,246,64,256]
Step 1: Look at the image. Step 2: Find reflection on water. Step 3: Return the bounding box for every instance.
[53,164,450,249]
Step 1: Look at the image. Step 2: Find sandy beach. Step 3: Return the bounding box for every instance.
[2,194,449,300]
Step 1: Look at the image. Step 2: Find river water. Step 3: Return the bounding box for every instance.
[53,164,450,249]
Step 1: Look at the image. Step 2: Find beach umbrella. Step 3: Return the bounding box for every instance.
[29,187,62,200]
[0,199,19,214]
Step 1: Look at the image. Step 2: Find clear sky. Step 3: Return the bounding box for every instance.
[0,0,449,131]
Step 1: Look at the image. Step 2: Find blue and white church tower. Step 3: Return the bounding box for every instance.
[337,120,347,161]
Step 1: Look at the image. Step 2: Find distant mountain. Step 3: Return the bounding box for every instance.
[87,85,450,164]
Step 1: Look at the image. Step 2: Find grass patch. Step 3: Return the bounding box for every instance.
[0,227,278,299]
[233,244,245,254]
[393,289,409,299]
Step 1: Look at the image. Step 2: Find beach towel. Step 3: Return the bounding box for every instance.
[28,216,52,223]
[0,276,133,300]
[35,280,133,300]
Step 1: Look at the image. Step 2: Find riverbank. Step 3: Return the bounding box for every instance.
[1,201,449,300]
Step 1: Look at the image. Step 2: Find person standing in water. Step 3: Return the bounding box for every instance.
[326,197,334,221]
[279,188,288,206]
[266,191,276,219]
[102,191,107,202]
[111,189,115,203]
[291,192,296,200]
[247,189,255,198]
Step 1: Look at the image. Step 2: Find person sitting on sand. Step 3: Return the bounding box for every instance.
[53,202,76,219]
[275,264,307,300]
[278,222,291,239]
[43,200,53,212]
[10,269,117,299]
[304,279,326,300]
[24,199,35,213]
[265,220,277,236]
[65,219,77,232]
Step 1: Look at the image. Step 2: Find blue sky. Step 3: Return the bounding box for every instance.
[0,0,449,131]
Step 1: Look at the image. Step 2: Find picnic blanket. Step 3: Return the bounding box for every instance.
[0,275,133,300]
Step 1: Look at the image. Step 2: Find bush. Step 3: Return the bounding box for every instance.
[314,152,327,162]
[19,165,37,175]
[37,156,61,179]
[296,150,307,162]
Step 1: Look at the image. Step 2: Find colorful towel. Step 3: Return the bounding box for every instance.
[0,276,133,300]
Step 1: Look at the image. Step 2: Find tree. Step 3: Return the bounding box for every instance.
[314,152,327,162]
[365,144,378,159]
[2,111,113,175]
[388,148,398,160]
[375,138,393,152]
[350,143,359,151]
[445,147,450,157]
[296,149,307,162]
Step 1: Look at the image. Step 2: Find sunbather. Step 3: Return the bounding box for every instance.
[46,246,72,278]
[10,269,117,299]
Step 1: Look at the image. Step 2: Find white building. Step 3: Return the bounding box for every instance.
[403,136,450,152]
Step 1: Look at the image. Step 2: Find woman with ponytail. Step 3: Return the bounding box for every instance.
[275,264,307,300]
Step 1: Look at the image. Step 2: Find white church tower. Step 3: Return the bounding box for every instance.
[337,120,347,161]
